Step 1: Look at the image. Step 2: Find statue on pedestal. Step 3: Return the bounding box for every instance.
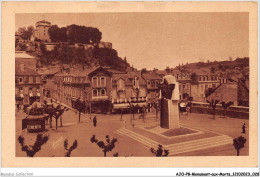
[158,74,180,129]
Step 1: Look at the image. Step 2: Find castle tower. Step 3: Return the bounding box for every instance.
[34,20,51,42]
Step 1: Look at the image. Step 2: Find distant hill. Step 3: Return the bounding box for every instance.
[174,57,249,74]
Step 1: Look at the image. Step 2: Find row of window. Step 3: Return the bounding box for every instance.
[176,74,191,80]
[92,76,106,87]
[147,80,159,88]
[62,86,83,98]
[92,89,106,97]
[199,75,218,81]
[16,76,41,84]
[179,84,190,92]
[16,86,40,94]
[63,76,85,83]
[200,84,217,92]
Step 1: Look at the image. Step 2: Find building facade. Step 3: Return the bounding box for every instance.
[190,69,220,102]
[206,79,249,106]
[15,52,43,107]
[111,70,147,111]
[34,20,51,42]
[15,51,38,71]
[15,67,43,106]
[141,71,162,111]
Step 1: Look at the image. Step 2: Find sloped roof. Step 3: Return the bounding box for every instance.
[190,68,211,75]
[15,51,38,59]
[155,70,167,76]
[206,78,249,98]
[38,67,60,75]
[112,72,146,86]
[16,67,40,76]
[112,73,132,86]
[142,71,162,80]
[105,68,126,74]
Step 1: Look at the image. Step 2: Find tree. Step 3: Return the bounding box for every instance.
[53,105,69,130]
[48,25,60,42]
[27,26,34,40]
[75,98,86,123]
[16,43,27,51]
[233,136,246,156]
[64,139,78,157]
[18,134,49,157]
[150,144,169,157]
[211,67,216,74]
[93,47,129,71]
[67,25,102,44]
[207,99,219,119]
[139,105,147,122]
[120,109,123,121]
[48,24,102,44]
[218,64,223,71]
[128,103,135,121]
[43,104,54,128]
[221,101,233,117]
[155,102,160,121]
[90,135,117,157]
[17,26,34,40]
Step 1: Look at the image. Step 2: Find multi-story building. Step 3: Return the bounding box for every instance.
[171,68,192,100]
[88,67,114,113]
[52,66,118,113]
[37,67,61,98]
[111,70,147,111]
[15,52,43,106]
[15,51,38,71]
[52,68,91,109]
[190,68,220,102]
[33,20,51,42]
[206,78,249,106]
[141,71,162,110]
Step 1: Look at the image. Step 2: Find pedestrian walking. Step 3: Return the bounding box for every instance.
[124,120,126,128]
[16,103,20,111]
[242,123,246,133]
[93,116,97,127]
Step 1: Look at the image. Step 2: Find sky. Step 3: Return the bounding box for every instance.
[16,13,249,70]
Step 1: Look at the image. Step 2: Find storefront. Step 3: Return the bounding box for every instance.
[15,93,24,110]
[91,100,112,114]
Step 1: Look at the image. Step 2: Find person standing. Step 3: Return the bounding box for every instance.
[93,116,97,127]
[242,123,246,133]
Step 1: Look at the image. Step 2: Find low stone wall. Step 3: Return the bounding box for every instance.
[190,102,249,119]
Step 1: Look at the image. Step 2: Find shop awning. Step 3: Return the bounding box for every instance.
[15,93,24,100]
[29,93,40,97]
[113,102,147,109]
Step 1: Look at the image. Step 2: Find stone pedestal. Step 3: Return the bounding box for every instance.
[159,74,180,129]
[160,99,180,129]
